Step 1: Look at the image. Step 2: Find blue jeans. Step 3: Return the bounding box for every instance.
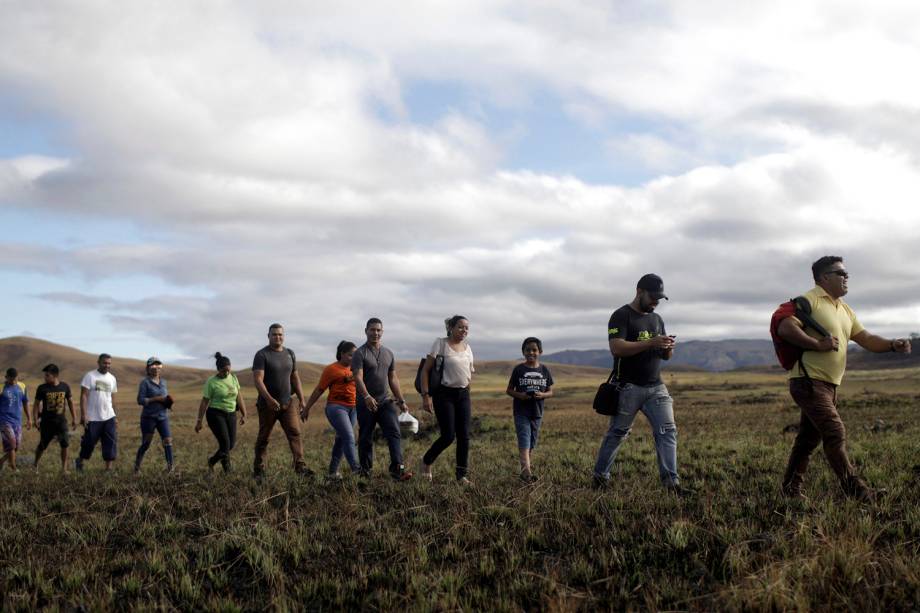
[325,403,359,474]
[140,414,172,439]
[514,414,542,450]
[356,399,403,474]
[593,383,678,486]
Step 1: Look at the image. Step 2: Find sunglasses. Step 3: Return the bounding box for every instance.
[825,270,849,279]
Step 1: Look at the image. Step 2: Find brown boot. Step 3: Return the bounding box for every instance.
[843,476,874,503]
[781,480,806,500]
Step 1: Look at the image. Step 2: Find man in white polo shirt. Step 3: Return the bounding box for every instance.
[76,353,118,471]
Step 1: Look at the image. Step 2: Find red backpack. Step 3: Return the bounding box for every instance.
[770,296,830,371]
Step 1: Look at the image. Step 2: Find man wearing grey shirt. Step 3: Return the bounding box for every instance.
[252,323,309,478]
[352,318,412,480]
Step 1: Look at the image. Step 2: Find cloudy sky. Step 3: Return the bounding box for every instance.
[2,1,919,365]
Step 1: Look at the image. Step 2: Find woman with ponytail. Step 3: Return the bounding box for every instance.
[301,341,359,479]
[195,353,246,472]
[419,315,474,484]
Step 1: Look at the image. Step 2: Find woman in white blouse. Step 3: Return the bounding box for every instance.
[419,315,474,484]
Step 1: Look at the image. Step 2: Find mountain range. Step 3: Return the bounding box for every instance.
[544,339,920,372]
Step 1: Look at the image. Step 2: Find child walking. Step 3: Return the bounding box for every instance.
[506,337,554,482]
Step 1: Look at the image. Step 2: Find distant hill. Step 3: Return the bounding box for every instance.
[0,337,608,393]
[0,337,326,387]
[543,340,772,371]
[0,337,213,385]
[545,338,920,372]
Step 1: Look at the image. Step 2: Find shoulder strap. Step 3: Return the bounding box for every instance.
[793,296,830,338]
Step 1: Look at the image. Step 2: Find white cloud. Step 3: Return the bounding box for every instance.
[2,1,920,361]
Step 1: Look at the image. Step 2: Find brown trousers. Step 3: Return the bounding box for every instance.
[253,401,305,472]
[783,378,856,490]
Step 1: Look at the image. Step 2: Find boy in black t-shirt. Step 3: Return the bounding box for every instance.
[506,337,554,482]
[33,363,77,472]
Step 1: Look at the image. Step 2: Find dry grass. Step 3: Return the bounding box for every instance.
[1,362,918,610]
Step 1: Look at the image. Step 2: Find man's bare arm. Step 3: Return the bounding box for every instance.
[852,330,912,354]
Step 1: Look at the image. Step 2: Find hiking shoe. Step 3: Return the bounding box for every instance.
[295,466,315,477]
[592,475,609,490]
[665,482,688,498]
[74,458,84,473]
[844,476,875,503]
[325,473,344,483]
[520,471,539,483]
[781,482,806,500]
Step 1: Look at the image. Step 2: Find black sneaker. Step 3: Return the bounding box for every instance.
[665,482,688,498]
[295,465,315,477]
[592,475,609,490]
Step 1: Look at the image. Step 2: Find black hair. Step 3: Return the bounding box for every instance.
[336,341,357,361]
[268,323,284,332]
[214,352,231,370]
[444,315,468,335]
[98,353,111,362]
[812,256,844,282]
[5,367,16,378]
[521,337,543,353]
[42,364,60,375]
[366,317,383,328]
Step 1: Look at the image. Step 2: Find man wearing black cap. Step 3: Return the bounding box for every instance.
[593,274,681,492]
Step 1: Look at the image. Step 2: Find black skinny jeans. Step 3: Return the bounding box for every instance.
[206,408,237,470]
[422,386,471,479]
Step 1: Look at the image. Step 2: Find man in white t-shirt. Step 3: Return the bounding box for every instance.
[76,353,118,471]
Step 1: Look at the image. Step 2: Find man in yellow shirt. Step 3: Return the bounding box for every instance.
[778,256,911,501]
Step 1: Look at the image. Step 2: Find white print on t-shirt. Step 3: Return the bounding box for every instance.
[517,371,549,393]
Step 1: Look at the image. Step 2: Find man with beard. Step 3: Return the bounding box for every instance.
[592,274,680,493]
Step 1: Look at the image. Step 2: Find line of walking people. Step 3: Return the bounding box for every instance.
[1,255,912,500]
[1,315,555,484]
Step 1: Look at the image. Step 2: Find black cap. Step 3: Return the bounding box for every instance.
[637,273,668,300]
[42,363,60,375]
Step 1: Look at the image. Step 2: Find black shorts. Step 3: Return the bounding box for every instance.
[38,414,70,449]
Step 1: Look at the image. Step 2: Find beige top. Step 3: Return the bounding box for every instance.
[430,338,474,388]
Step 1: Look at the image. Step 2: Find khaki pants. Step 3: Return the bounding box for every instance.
[254,401,305,473]
[783,378,856,491]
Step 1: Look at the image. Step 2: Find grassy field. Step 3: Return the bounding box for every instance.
[1,363,918,611]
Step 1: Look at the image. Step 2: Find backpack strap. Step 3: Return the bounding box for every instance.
[790,295,831,385]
